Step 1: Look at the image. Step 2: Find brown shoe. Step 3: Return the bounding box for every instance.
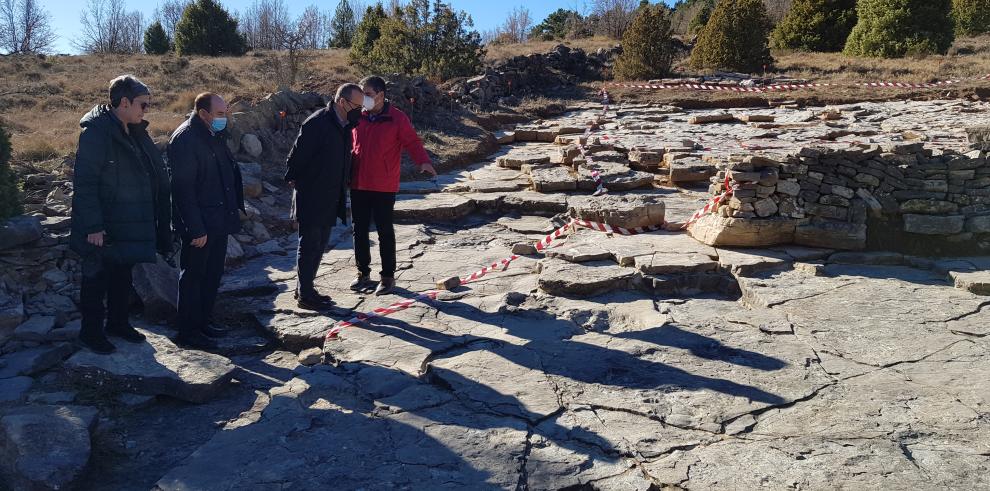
[349,273,374,291]
[374,277,395,296]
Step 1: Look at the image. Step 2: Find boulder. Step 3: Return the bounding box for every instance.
[0,405,98,491]
[242,175,264,199]
[132,256,179,322]
[794,221,867,250]
[12,316,56,342]
[538,258,640,297]
[669,158,717,183]
[393,194,476,222]
[0,216,42,251]
[688,215,797,247]
[0,344,77,379]
[568,194,665,229]
[903,215,965,235]
[0,377,32,403]
[64,328,236,403]
[241,134,263,158]
[965,215,990,234]
[0,287,24,340]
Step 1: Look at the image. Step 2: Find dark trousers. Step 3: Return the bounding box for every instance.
[351,189,397,278]
[296,222,332,298]
[176,234,228,334]
[79,254,133,339]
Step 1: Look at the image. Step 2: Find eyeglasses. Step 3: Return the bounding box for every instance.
[139,102,151,111]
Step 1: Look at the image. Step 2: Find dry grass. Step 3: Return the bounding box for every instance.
[0,49,367,164]
[770,35,990,83]
[4,35,990,165]
[483,36,619,64]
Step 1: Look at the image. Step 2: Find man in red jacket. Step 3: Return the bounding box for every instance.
[350,76,437,296]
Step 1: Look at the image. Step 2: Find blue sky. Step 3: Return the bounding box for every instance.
[43,0,675,54]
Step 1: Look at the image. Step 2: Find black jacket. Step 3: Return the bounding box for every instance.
[284,104,354,227]
[167,115,244,241]
[70,105,171,264]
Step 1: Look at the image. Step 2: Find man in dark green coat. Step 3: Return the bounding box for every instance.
[70,75,172,354]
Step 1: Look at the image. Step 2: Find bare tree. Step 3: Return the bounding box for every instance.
[267,19,311,89]
[593,0,637,39]
[75,0,145,54]
[154,0,191,42]
[297,4,325,50]
[239,0,290,50]
[500,6,532,44]
[0,0,57,54]
[763,0,792,24]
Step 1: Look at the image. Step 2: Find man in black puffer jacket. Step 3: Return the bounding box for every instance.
[168,93,244,350]
[70,75,172,354]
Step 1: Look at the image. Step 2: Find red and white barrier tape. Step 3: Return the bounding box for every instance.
[325,217,664,339]
[575,125,609,196]
[610,73,990,93]
[683,175,734,229]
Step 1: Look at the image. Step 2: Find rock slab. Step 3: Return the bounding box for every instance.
[0,405,98,491]
[64,329,236,403]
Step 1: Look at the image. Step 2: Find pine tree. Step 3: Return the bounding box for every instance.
[615,5,675,80]
[350,3,387,64]
[173,0,247,56]
[770,0,856,52]
[0,125,22,222]
[844,0,954,57]
[687,0,714,34]
[144,21,171,54]
[689,0,773,72]
[953,0,990,36]
[329,0,357,48]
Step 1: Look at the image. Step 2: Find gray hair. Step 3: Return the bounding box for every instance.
[108,74,150,108]
[335,83,362,103]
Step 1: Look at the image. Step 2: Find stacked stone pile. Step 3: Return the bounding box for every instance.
[444,44,620,107]
[689,141,990,254]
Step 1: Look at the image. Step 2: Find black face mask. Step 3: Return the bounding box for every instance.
[346,108,362,125]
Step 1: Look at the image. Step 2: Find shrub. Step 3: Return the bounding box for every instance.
[690,0,773,72]
[144,21,171,54]
[0,125,22,221]
[615,5,675,80]
[770,0,857,52]
[953,0,990,36]
[174,0,247,56]
[844,0,954,57]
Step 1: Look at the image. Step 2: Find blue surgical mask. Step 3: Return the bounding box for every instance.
[211,117,227,132]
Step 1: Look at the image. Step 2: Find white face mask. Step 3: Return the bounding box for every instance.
[362,95,376,111]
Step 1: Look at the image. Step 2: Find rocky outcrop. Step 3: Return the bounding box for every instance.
[64,328,236,403]
[0,405,98,491]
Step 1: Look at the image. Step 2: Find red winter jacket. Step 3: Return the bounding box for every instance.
[350,103,431,193]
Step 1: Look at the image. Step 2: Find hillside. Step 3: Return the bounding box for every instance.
[2,35,990,171]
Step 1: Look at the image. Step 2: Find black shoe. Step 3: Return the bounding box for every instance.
[174,331,218,351]
[374,277,396,296]
[79,334,116,354]
[201,322,228,339]
[349,273,374,291]
[297,295,335,311]
[106,324,146,343]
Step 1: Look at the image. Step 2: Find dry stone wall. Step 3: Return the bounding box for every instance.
[689,142,990,255]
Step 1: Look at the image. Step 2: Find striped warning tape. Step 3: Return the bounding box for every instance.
[610,74,990,93]
[325,217,665,339]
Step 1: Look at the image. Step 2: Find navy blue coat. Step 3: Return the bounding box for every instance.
[167,115,244,241]
[284,105,354,227]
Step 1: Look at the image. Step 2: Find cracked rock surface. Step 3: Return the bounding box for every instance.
[39,100,990,490]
